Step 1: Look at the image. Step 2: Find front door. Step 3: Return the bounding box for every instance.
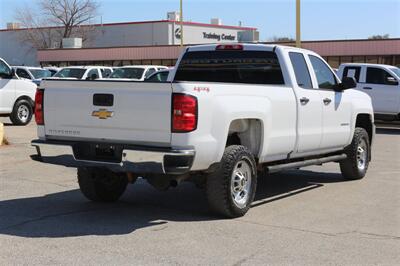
[308,55,352,149]
[0,60,16,113]
[361,67,400,114]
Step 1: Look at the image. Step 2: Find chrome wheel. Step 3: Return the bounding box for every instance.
[356,138,368,170]
[231,158,252,208]
[17,104,30,123]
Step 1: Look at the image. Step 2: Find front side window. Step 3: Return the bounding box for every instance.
[174,50,284,85]
[309,55,337,89]
[366,67,397,85]
[16,69,31,79]
[109,67,145,79]
[54,68,86,79]
[0,60,11,78]
[342,66,361,82]
[101,68,112,77]
[144,68,156,78]
[289,52,312,88]
[86,69,99,79]
[29,69,52,79]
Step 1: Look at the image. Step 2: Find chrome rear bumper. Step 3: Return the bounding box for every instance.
[31,139,195,174]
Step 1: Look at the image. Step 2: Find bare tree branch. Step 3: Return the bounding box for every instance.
[14,0,99,49]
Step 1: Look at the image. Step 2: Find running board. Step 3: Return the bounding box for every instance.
[266,154,347,174]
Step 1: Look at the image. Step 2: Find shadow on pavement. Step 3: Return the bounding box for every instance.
[0,170,346,238]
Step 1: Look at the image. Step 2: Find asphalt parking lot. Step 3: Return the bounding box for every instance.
[0,118,399,265]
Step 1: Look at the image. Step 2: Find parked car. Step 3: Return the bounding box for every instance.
[52,66,113,80]
[107,65,168,81]
[31,44,374,218]
[145,68,173,82]
[0,58,37,125]
[12,66,53,86]
[43,66,61,76]
[338,63,400,121]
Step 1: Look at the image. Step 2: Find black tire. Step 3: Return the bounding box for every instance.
[206,145,257,218]
[77,167,128,202]
[340,128,370,180]
[10,99,33,125]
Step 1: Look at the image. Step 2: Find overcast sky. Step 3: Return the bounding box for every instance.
[1,0,399,41]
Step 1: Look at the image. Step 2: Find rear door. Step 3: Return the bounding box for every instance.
[289,51,323,153]
[308,55,352,149]
[43,80,172,145]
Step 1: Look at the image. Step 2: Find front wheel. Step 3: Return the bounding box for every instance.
[206,145,257,218]
[77,167,128,202]
[340,128,370,180]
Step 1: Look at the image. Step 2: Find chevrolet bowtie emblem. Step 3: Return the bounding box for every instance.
[92,109,114,119]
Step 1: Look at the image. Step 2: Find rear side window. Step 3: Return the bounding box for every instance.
[174,50,284,85]
[16,69,31,79]
[289,52,312,88]
[366,67,395,85]
[342,66,361,82]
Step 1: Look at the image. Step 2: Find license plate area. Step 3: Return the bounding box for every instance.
[73,142,123,163]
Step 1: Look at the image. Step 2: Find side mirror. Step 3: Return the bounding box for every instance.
[338,77,357,91]
[386,76,399,86]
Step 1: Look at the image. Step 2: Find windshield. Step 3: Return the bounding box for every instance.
[54,68,86,79]
[109,68,145,79]
[29,69,52,79]
[389,67,400,79]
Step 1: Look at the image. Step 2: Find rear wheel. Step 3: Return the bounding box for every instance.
[206,145,257,218]
[77,167,128,202]
[10,99,33,125]
[340,128,370,180]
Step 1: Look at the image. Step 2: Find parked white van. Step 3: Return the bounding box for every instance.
[338,63,400,121]
[13,66,53,86]
[0,58,37,125]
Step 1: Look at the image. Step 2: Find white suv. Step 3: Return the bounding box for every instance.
[338,63,400,121]
[0,58,37,125]
[52,66,113,80]
[13,66,53,86]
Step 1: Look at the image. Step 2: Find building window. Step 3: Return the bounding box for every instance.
[340,56,352,64]
[327,56,340,68]
[366,56,378,64]
[352,56,365,63]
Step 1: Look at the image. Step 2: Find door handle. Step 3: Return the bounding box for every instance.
[323,98,332,105]
[363,87,372,90]
[300,97,310,105]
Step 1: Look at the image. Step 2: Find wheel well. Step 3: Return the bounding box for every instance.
[356,114,373,144]
[226,119,262,158]
[13,96,34,109]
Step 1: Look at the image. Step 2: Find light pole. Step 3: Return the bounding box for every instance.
[180,0,184,47]
[296,0,301,47]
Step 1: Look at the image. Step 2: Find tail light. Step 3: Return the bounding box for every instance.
[216,44,243,50]
[35,89,44,125]
[172,93,197,133]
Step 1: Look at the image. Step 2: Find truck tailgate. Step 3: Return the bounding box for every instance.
[42,80,172,145]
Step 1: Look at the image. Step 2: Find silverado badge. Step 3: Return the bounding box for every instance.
[92,109,114,119]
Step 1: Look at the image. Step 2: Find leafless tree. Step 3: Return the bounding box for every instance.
[270,36,295,43]
[14,0,100,49]
[368,34,390,40]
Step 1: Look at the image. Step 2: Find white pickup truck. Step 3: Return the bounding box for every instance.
[337,63,400,121]
[31,44,375,217]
